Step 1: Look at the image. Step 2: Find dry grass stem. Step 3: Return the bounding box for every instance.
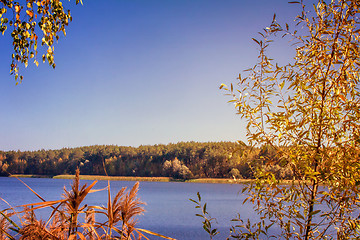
[0,169,174,240]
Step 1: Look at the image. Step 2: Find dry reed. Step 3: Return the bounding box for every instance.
[0,211,9,240]
[0,168,175,240]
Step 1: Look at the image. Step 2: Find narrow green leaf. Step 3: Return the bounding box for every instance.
[0,227,16,240]
[0,210,20,231]
[252,38,260,46]
[137,228,177,240]
[203,225,210,233]
[211,228,218,235]
[309,210,321,216]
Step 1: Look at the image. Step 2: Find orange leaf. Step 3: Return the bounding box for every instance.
[339,94,346,102]
[26,10,33,17]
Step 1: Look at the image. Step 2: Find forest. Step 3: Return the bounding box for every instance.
[0,142,293,180]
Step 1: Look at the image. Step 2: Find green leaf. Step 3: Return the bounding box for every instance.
[211,228,219,236]
[296,212,304,220]
[0,227,15,240]
[137,228,176,240]
[309,210,321,216]
[0,210,20,231]
[203,224,210,233]
[252,38,261,46]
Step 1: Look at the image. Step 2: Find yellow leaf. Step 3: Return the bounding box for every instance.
[219,83,227,90]
[14,5,20,13]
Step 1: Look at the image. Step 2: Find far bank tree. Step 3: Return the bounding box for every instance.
[0,0,82,83]
[221,0,360,239]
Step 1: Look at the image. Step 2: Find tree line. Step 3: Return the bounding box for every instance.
[0,142,293,180]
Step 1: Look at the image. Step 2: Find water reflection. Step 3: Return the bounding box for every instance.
[0,177,250,240]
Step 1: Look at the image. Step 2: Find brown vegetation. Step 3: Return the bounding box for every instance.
[0,169,174,240]
[0,142,294,181]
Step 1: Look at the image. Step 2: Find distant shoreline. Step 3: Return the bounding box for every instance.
[8,174,251,184]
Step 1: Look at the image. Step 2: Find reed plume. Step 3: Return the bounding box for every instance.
[62,168,91,235]
[103,181,145,239]
[19,207,58,240]
[48,210,69,239]
[0,169,175,240]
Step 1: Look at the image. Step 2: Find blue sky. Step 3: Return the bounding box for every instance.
[0,0,301,151]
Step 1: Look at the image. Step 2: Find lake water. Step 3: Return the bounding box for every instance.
[0,177,253,240]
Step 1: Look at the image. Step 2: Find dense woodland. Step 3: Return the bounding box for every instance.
[0,142,293,179]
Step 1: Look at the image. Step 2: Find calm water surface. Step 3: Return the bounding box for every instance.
[0,177,253,240]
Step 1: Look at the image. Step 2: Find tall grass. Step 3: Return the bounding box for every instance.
[0,169,175,240]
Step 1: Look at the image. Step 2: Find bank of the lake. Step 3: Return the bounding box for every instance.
[9,174,252,184]
[9,174,307,185]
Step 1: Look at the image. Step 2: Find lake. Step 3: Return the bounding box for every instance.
[0,177,253,240]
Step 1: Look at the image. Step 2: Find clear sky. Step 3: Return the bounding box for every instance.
[0,0,302,151]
